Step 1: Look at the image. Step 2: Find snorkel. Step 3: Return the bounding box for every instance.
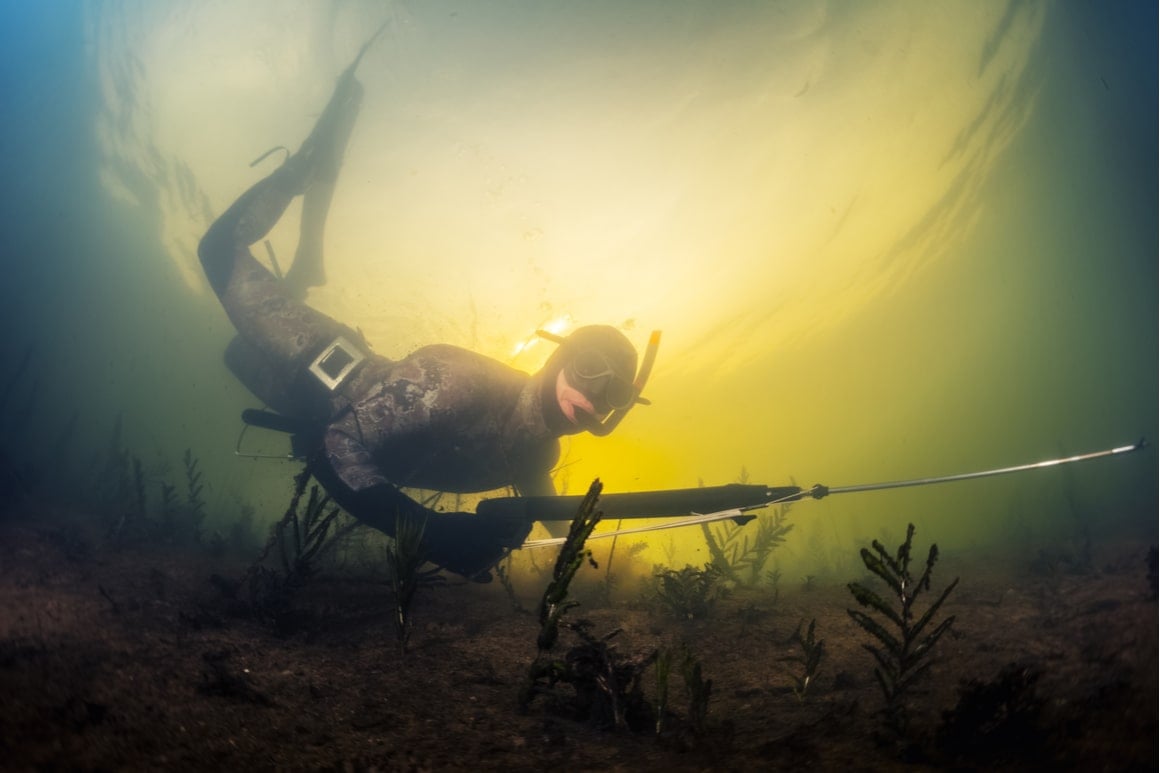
[539,328,662,437]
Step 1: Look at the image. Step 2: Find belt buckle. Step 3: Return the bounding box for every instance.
[308,336,366,391]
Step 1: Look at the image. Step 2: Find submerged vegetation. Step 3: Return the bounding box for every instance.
[88,416,251,552]
[521,479,605,708]
[520,480,718,741]
[847,523,959,734]
[781,617,826,702]
[385,509,430,655]
[0,344,1152,767]
[650,563,728,621]
[232,465,346,622]
[701,507,794,586]
[700,469,795,587]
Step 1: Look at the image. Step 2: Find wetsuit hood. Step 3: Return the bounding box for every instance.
[537,325,657,437]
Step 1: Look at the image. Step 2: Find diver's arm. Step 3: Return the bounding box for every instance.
[313,423,433,535]
[316,426,530,578]
[197,71,368,367]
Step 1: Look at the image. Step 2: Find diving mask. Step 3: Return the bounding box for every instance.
[539,326,661,436]
[567,348,639,412]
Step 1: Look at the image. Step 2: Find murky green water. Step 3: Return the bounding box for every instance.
[1,1,1154,579]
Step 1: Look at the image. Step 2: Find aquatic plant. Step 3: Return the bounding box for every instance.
[680,647,713,736]
[254,466,343,588]
[651,563,727,621]
[520,479,603,710]
[533,479,603,653]
[386,508,428,655]
[847,523,959,733]
[563,620,656,730]
[701,503,794,586]
[519,482,719,735]
[521,481,658,731]
[781,618,825,702]
[183,448,207,541]
[765,566,782,601]
[89,418,219,546]
[654,647,673,734]
[232,466,348,624]
[653,644,716,741]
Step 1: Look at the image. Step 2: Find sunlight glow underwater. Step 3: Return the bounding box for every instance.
[83,1,1153,578]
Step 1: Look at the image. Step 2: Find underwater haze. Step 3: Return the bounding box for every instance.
[0,0,1155,579]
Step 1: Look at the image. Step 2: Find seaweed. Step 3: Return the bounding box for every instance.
[520,481,660,731]
[532,479,603,654]
[182,448,207,542]
[847,523,959,734]
[679,647,713,736]
[240,465,344,615]
[651,563,727,621]
[563,621,656,730]
[781,618,825,702]
[765,566,782,601]
[520,479,603,711]
[274,472,341,585]
[654,647,673,734]
[386,508,428,655]
[653,644,717,743]
[700,501,794,586]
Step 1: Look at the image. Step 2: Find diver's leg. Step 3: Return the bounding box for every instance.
[200,72,364,295]
[284,71,365,297]
[198,75,366,381]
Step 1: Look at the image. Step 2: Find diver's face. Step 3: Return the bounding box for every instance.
[555,369,599,426]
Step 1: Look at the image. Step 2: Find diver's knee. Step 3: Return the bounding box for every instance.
[197,227,233,294]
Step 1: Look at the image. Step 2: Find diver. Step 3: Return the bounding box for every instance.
[197,42,656,579]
